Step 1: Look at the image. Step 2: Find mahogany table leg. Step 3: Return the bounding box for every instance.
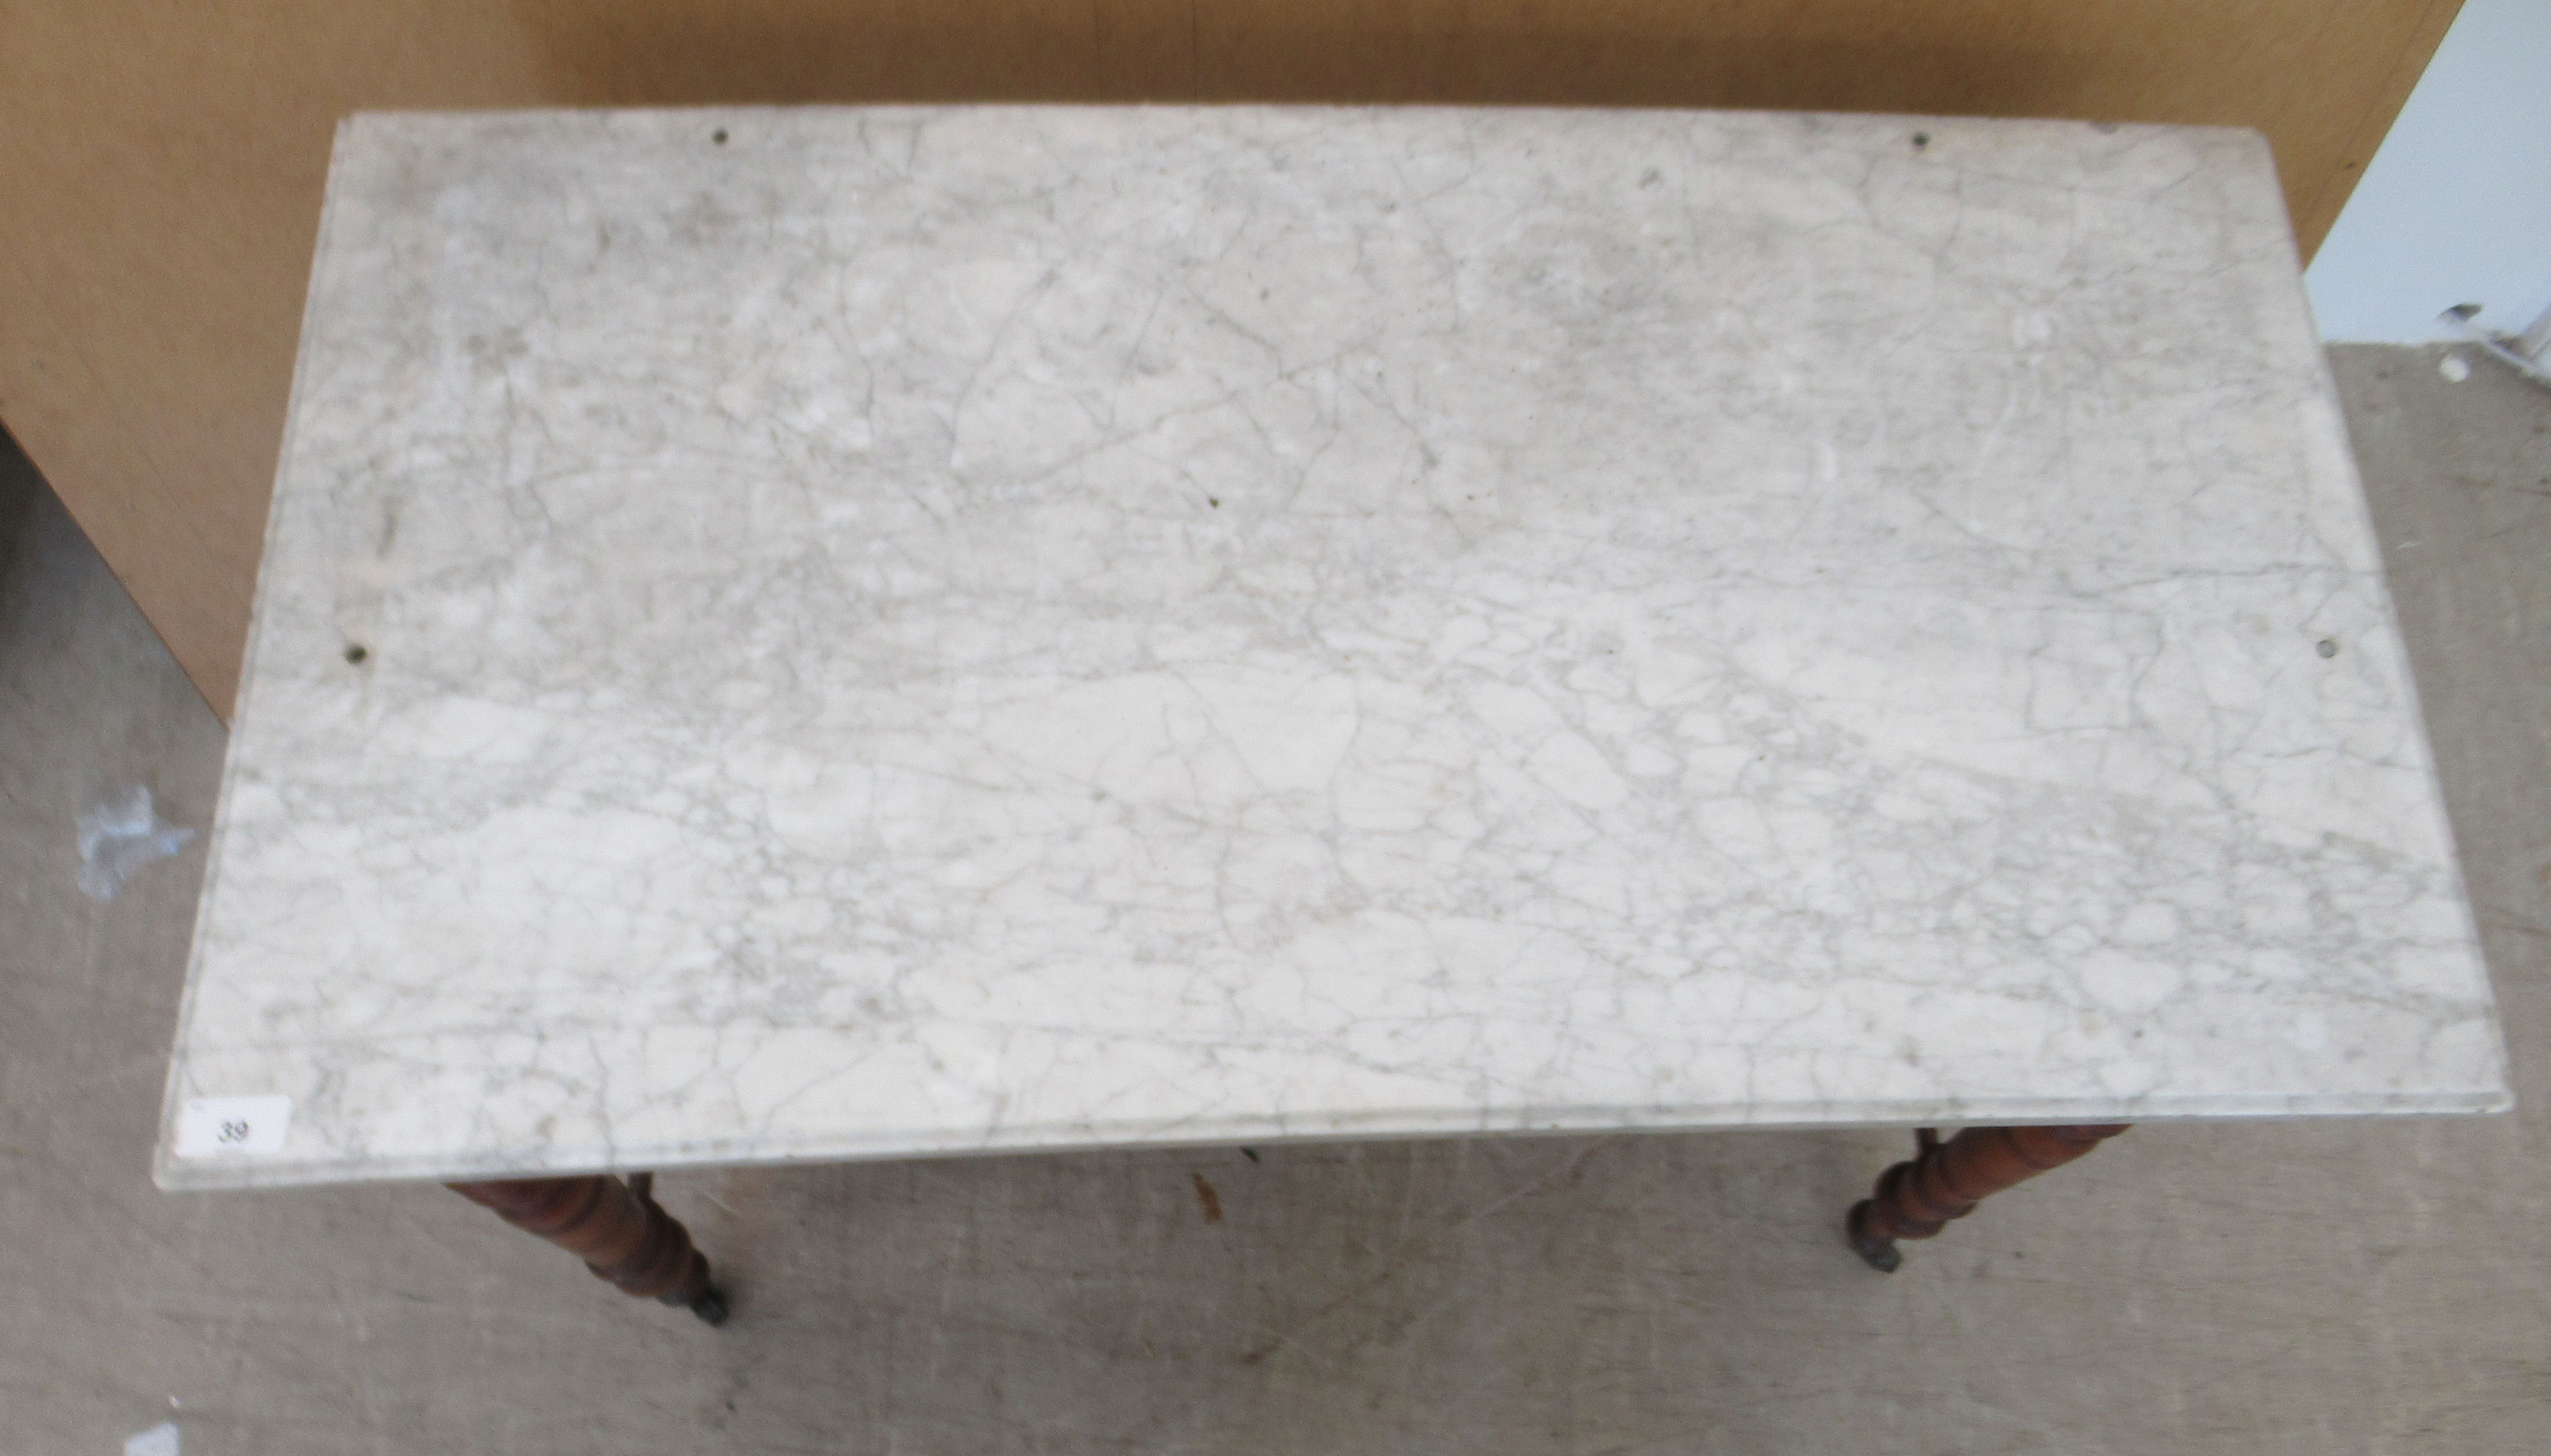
[448,1173,729,1324]
[1846,1124,2129,1272]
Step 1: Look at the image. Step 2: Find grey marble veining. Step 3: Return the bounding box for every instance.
[159,106,2506,1189]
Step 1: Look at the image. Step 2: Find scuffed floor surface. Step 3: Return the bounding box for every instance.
[4,345,2546,1454]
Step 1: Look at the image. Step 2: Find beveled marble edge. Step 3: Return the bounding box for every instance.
[156,1085,2513,1191]
[151,109,382,1195]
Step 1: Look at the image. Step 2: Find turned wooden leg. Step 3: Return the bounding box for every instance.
[1847,1124,2129,1273]
[448,1173,729,1324]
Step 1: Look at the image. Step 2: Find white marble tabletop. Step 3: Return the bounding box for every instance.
[158,106,2507,1190]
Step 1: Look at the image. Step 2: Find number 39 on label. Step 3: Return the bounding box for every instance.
[174,1095,293,1158]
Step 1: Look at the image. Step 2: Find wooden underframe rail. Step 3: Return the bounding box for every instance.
[1847,1123,2130,1271]
[448,1172,728,1324]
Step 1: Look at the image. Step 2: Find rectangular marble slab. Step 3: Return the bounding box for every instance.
[160,106,2508,1189]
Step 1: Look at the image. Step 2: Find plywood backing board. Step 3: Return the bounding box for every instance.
[0,1,2462,718]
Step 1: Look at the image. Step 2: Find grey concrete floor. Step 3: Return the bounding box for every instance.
[3,345,2547,1454]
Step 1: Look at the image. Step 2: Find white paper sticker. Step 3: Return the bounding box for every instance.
[173,1096,292,1158]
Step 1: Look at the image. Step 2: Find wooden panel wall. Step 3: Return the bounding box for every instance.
[0,1,2462,717]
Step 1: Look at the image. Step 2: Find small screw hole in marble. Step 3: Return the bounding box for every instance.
[344,644,369,664]
[2318,638,2339,658]
[713,128,729,146]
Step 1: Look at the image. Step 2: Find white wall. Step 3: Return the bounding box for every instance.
[2304,0,2551,343]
